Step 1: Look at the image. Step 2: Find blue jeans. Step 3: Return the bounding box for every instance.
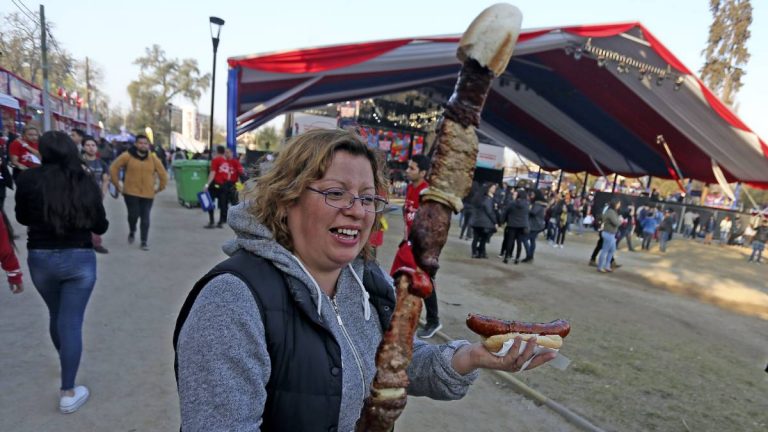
[28,249,97,391]
[750,241,765,262]
[598,231,617,271]
[527,230,540,258]
[659,231,671,252]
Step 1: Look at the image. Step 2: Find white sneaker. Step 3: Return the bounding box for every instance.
[60,385,89,414]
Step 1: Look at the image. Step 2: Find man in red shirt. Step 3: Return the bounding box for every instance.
[399,155,443,338]
[203,146,244,228]
[9,126,41,176]
[403,155,430,241]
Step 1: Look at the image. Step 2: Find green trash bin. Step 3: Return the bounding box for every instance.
[172,160,210,208]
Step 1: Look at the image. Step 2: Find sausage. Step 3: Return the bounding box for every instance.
[466,313,571,338]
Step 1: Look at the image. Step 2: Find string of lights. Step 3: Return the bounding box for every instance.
[565,38,686,91]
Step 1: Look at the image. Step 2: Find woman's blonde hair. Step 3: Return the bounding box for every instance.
[244,128,388,256]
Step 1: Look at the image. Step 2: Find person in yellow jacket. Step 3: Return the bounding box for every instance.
[110,135,168,251]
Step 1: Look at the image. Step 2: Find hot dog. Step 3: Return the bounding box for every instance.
[466,313,570,351]
[466,313,571,338]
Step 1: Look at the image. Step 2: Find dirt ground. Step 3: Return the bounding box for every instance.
[378,212,768,432]
[1,187,766,431]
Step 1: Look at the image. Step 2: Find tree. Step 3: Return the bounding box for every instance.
[0,12,76,91]
[127,45,210,147]
[700,0,752,107]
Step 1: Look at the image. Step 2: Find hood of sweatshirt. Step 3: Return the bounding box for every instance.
[223,201,369,320]
[128,146,149,160]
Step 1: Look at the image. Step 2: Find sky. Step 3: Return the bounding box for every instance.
[2,0,766,139]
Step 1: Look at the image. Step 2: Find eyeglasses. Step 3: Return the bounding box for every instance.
[306,187,388,213]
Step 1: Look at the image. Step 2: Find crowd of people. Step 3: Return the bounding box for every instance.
[458,183,591,264]
[451,176,768,271]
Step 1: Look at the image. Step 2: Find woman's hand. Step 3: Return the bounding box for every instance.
[9,282,23,294]
[451,336,556,375]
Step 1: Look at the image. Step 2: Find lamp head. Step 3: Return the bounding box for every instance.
[210,16,225,42]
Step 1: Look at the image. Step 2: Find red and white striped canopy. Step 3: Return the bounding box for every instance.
[226,23,768,187]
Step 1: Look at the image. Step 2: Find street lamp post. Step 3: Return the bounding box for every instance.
[208,16,225,161]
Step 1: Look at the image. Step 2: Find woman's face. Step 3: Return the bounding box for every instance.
[287,151,376,274]
[488,184,497,196]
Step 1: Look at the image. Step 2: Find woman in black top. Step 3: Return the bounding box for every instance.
[500,188,530,264]
[15,131,109,414]
[470,183,498,258]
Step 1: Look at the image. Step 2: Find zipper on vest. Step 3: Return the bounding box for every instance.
[331,296,367,397]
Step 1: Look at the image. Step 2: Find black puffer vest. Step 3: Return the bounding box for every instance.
[173,249,395,432]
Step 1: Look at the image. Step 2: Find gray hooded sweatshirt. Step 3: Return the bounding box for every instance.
[177,202,479,432]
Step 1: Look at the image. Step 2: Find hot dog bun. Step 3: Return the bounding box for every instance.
[483,332,563,352]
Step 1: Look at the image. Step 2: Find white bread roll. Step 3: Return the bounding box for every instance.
[483,332,563,352]
[458,3,523,76]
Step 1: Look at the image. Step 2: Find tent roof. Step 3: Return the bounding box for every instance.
[226,22,768,186]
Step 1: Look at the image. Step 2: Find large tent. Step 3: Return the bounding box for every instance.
[226,22,768,187]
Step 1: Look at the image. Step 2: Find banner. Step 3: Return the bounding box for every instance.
[476,143,505,169]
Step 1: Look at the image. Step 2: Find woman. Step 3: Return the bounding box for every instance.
[176,130,553,431]
[500,188,529,264]
[15,131,109,413]
[470,182,498,259]
[524,189,547,262]
[554,195,572,248]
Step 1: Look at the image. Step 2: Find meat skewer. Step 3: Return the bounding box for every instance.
[356,4,523,431]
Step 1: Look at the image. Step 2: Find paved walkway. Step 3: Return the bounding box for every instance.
[0,185,574,432]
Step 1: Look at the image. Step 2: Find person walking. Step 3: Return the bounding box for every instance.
[718,216,732,246]
[9,125,41,178]
[597,199,622,273]
[691,212,701,239]
[682,211,696,239]
[470,183,498,259]
[109,134,168,251]
[640,206,661,250]
[659,209,675,252]
[616,205,636,251]
[552,195,571,248]
[0,208,23,294]
[703,215,716,245]
[82,136,110,254]
[14,131,109,414]
[0,132,14,210]
[458,181,479,240]
[524,189,546,263]
[69,128,85,153]
[401,155,443,338]
[500,188,529,264]
[203,146,244,228]
[748,218,767,263]
[402,155,430,242]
